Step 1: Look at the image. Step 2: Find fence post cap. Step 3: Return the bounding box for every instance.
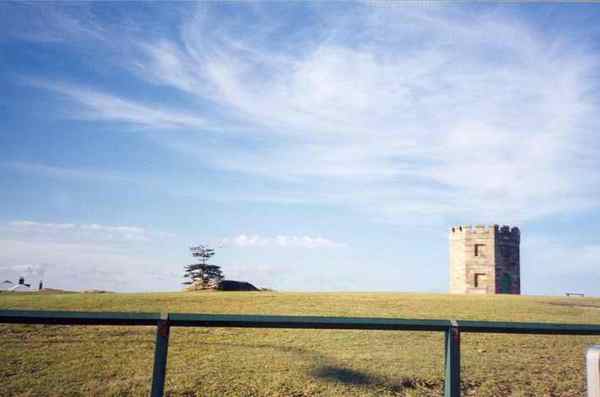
[587,345,600,360]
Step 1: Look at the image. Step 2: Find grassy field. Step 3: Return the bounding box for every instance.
[1,291,600,396]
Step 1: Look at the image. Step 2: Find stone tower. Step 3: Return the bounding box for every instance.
[449,225,520,295]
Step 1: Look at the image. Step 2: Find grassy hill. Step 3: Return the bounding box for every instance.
[1,291,599,396]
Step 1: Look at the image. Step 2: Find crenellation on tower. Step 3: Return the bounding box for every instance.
[498,225,519,236]
[451,224,500,234]
[449,224,521,295]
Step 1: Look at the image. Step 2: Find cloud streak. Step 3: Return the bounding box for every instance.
[21,4,600,224]
[80,3,598,223]
[3,3,600,294]
[28,80,209,129]
[0,220,181,292]
[7,220,175,243]
[217,234,346,249]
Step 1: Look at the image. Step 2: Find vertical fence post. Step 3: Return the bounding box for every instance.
[444,320,461,397]
[150,312,170,397]
[587,345,600,397]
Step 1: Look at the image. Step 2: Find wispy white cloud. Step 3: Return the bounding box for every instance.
[3,161,132,183]
[15,4,600,225]
[0,2,105,43]
[6,220,175,243]
[0,238,176,291]
[218,234,346,249]
[127,4,600,223]
[3,3,600,294]
[0,220,180,291]
[27,80,209,129]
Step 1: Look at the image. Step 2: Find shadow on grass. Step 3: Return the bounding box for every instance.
[313,365,437,395]
[187,340,441,394]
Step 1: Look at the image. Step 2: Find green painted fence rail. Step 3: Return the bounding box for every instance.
[2,310,600,397]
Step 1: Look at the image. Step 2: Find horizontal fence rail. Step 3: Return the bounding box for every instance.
[2,309,600,397]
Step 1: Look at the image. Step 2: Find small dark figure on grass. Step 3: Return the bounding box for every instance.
[183,245,224,290]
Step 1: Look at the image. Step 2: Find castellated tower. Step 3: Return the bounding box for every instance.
[449,225,520,295]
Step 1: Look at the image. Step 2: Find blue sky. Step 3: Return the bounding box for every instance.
[1,2,599,294]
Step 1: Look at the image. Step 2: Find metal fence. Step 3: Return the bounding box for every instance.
[2,309,600,397]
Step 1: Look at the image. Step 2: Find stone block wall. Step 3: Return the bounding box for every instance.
[449,224,520,295]
[494,226,520,294]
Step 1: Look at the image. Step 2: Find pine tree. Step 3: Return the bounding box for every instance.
[183,245,224,289]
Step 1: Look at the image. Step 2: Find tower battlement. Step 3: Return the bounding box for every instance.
[449,224,521,295]
[497,225,520,241]
[450,224,495,235]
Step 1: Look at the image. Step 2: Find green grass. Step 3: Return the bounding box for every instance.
[1,291,600,396]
